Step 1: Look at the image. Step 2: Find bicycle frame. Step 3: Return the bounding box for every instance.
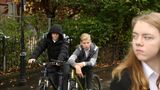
[69,68,96,90]
[70,69,84,90]
[68,67,102,90]
[37,60,66,90]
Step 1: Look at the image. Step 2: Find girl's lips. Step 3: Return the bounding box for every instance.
[135,49,144,54]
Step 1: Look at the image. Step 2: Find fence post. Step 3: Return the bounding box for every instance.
[2,36,6,72]
[2,35,10,73]
[48,18,52,31]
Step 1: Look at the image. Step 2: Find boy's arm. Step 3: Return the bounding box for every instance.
[68,48,84,78]
[67,48,80,66]
[58,42,69,61]
[30,38,47,59]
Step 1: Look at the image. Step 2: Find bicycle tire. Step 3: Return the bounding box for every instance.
[37,78,49,90]
[67,79,78,90]
[37,84,48,90]
[91,74,102,90]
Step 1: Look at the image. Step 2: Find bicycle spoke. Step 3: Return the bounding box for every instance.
[91,75,102,90]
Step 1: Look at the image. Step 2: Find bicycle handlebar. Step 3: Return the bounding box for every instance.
[47,59,66,66]
[35,59,66,66]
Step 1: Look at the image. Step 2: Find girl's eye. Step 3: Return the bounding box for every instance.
[144,36,153,40]
[132,34,137,39]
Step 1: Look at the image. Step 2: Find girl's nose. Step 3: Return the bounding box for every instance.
[135,37,144,46]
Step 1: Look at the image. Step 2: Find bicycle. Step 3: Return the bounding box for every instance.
[67,67,102,90]
[37,59,68,90]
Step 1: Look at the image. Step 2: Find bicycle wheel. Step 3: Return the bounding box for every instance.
[37,78,49,90]
[38,84,48,90]
[91,74,102,90]
[67,79,78,90]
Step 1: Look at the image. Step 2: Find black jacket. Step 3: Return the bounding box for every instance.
[110,70,131,90]
[30,24,69,61]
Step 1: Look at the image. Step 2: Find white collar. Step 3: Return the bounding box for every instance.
[53,40,56,43]
[84,48,90,52]
[142,61,158,79]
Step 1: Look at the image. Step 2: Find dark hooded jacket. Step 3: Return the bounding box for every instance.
[30,24,69,61]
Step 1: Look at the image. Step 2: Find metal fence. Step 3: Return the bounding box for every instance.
[0,36,20,73]
[0,35,39,73]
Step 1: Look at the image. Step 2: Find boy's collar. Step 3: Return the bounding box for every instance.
[52,40,57,43]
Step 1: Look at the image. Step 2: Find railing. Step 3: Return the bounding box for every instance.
[0,36,20,73]
[0,36,39,73]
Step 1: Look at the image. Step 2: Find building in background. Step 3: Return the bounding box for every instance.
[0,0,19,16]
[0,0,8,14]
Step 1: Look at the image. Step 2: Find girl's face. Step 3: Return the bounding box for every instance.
[80,39,91,50]
[51,33,59,41]
[132,21,160,62]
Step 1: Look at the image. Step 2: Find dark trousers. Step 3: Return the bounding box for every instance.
[47,65,69,90]
[79,66,93,89]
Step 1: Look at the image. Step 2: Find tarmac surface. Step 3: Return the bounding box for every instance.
[0,66,113,90]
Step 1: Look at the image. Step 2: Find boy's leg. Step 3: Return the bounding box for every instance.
[62,74,69,90]
[62,63,70,90]
[48,72,59,89]
[83,66,93,90]
[47,66,59,89]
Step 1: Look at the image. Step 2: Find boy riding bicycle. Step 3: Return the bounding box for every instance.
[68,33,99,90]
[28,24,69,90]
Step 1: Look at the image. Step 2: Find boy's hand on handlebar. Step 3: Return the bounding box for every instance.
[74,64,84,78]
[28,59,36,64]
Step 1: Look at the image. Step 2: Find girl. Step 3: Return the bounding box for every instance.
[110,12,160,90]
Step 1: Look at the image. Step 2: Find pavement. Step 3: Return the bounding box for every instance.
[0,66,113,90]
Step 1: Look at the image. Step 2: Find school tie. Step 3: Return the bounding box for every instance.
[157,75,160,90]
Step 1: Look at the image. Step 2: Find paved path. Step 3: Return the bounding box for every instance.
[1,67,113,90]
[96,67,112,90]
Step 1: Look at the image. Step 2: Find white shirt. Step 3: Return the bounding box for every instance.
[82,48,90,66]
[142,62,159,90]
[53,40,56,43]
[84,48,90,58]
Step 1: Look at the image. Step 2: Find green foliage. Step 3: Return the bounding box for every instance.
[59,0,134,48]
[25,0,160,48]
[100,0,137,42]
[56,0,160,63]
[1,0,160,71]
[61,16,106,48]
[0,16,20,37]
[24,12,48,37]
[0,13,48,72]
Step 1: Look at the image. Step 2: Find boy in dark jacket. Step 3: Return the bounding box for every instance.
[28,24,69,89]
